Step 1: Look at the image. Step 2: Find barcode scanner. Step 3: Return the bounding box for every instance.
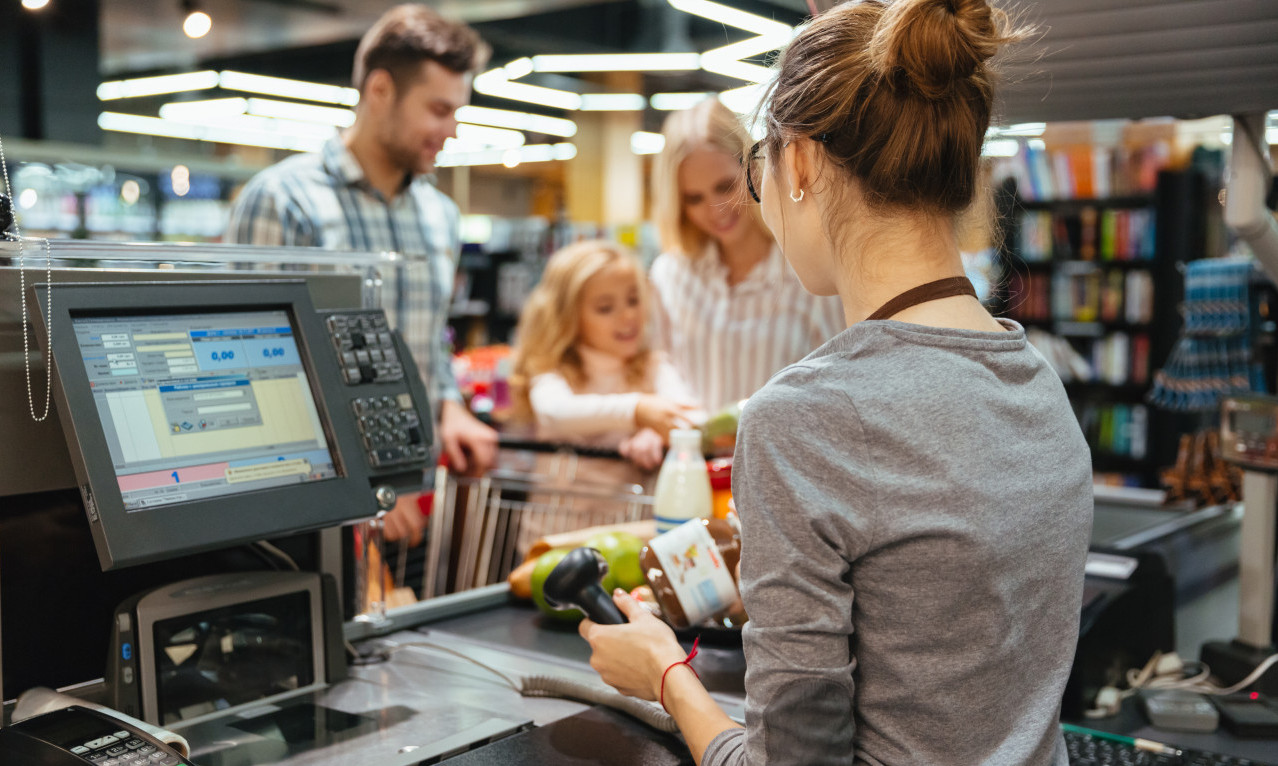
[543,547,628,625]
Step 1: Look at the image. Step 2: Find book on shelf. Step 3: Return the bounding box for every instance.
[1079,401,1149,460]
[995,142,1170,202]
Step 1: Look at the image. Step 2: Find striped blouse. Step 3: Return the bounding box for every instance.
[648,244,846,413]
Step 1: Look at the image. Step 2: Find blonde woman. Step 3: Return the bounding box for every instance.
[649,98,844,414]
[581,1,1091,765]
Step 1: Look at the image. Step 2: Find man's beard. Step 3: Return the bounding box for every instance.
[380,120,433,178]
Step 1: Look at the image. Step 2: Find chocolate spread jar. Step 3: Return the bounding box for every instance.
[640,517,744,630]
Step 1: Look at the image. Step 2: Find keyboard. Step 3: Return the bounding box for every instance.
[1063,724,1277,765]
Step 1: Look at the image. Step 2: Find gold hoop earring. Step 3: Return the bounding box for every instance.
[790,189,804,203]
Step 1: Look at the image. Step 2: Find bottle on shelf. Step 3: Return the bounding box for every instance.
[652,428,712,534]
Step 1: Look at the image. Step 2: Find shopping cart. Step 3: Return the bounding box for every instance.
[419,440,656,599]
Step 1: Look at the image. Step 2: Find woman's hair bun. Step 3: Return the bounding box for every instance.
[869,0,1004,100]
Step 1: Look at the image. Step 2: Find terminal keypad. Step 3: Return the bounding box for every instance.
[320,308,433,476]
[70,730,183,766]
[326,312,404,385]
[354,393,430,467]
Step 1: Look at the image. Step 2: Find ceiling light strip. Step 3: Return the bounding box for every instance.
[530,53,701,72]
[97,71,220,100]
[98,112,326,153]
[474,67,582,111]
[218,71,360,106]
[650,92,714,110]
[455,105,577,137]
[667,0,792,38]
[631,131,666,155]
[578,93,648,111]
[435,142,577,168]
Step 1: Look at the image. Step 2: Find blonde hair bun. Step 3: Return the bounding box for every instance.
[870,0,1008,100]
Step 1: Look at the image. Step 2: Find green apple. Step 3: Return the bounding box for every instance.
[584,531,646,592]
[529,547,619,621]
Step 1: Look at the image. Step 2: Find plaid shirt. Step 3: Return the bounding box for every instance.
[226,136,461,405]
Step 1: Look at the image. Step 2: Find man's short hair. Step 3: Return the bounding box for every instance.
[352,4,491,93]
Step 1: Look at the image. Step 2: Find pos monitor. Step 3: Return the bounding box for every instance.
[30,280,380,570]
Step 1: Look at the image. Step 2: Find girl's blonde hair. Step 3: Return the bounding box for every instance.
[510,240,654,422]
[652,98,768,258]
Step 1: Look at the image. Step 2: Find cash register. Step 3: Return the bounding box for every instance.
[0,272,532,764]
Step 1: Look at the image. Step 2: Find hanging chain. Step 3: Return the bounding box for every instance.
[1,132,54,421]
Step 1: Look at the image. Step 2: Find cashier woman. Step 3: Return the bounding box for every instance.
[580,1,1094,765]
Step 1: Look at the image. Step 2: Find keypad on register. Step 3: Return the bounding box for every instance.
[326,312,405,385]
[71,730,182,765]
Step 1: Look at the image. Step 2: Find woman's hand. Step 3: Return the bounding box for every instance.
[579,589,688,701]
[619,428,665,470]
[635,395,697,440]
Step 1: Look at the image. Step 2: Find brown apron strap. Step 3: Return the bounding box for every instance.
[866,276,977,322]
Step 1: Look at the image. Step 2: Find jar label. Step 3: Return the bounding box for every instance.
[647,519,739,626]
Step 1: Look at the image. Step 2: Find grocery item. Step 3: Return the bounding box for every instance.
[702,399,745,456]
[653,428,712,534]
[509,520,655,598]
[707,457,733,520]
[640,517,745,630]
[530,548,615,621]
[583,530,646,591]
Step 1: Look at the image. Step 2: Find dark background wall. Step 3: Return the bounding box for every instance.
[1,0,101,144]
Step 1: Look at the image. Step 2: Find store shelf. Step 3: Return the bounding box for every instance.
[1019,195,1155,210]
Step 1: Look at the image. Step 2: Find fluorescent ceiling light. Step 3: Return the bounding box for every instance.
[718,83,766,115]
[503,57,535,80]
[456,123,526,149]
[579,93,647,111]
[531,53,700,72]
[631,131,666,155]
[165,112,338,140]
[97,71,220,100]
[650,92,713,111]
[158,97,248,121]
[218,71,359,107]
[99,112,325,153]
[700,34,788,83]
[1000,122,1046,137]
[435,142,576,168]
[456,105,577,137]
[474,66,582,111]
[158,97,356,130]
[981,139,1020,158]
[699,55,773,83]
[667,0,792,37]
[246,98,355,127]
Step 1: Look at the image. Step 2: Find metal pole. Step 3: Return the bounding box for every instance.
[1239,470,1278,648]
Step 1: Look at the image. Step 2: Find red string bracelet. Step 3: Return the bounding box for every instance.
[659,636,701,714]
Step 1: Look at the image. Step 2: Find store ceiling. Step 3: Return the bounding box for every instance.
[97,0,1278,125]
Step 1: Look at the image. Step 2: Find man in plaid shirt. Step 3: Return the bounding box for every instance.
[227,4,497,543]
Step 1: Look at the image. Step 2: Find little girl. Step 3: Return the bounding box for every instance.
[511,239,699,468]
[509,240,699,550]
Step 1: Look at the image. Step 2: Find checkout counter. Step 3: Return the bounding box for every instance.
[2,243,1277,765]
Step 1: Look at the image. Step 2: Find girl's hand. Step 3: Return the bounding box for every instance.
[579,589,688,701]
[619,428,664,470]
[635,395,697,439]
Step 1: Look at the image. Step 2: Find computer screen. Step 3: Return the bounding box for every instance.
[70,308,337,511]
[33,279,380,570]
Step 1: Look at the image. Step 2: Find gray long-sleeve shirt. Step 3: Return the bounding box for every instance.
[704,319,1093,766]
